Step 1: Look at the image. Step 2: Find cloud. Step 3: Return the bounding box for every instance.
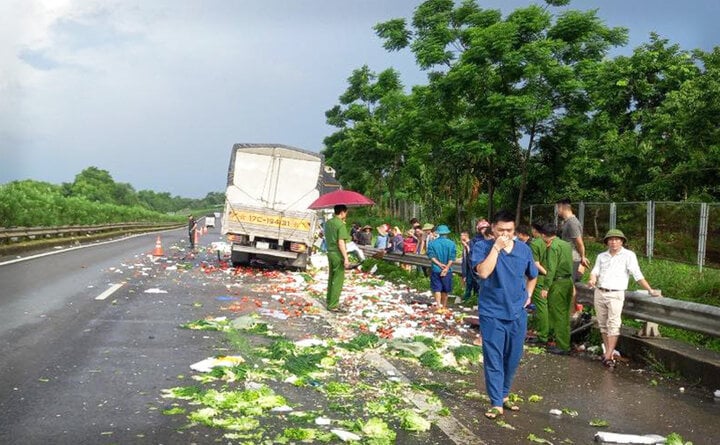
[17,48,61,70]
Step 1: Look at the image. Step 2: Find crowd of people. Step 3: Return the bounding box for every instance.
[321,200,662,420]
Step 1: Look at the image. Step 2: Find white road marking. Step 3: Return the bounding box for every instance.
[95,283,125,301]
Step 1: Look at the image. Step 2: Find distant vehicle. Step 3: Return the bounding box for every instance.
[222,143,322,269]
[205,214,216,228]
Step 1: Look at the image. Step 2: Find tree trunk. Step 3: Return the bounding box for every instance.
[487,157,495,218]
[515,127,536,226]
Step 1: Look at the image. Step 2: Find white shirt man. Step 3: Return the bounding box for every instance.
[588,229,660,368]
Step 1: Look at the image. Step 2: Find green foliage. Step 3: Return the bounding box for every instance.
[323,0,719,230]
[0,167,222,227]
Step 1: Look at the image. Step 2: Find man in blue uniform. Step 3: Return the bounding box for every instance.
[427,224,456,309]
[472,210,538,419]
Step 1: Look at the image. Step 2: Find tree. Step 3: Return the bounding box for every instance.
[581,34,701,200]
[69,167,117,203]
[322,65,411,212]
[375,0,627,221]
[646,47,720,200]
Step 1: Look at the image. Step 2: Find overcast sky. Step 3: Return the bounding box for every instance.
[1,0,718,198]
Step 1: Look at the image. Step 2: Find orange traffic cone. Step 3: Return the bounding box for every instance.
[152,235,164,256]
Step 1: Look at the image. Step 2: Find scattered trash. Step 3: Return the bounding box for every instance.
[549,409,563,416]
[258,308,289,320]
[314,417,332,425]
[189,355,245,372]
[271,405,293,412]
[230,316,258,330]
[714,389,720,398]
[593,432,666,444]
[331,429,361,442]
[215,295,237,301]
[143,288,168,294]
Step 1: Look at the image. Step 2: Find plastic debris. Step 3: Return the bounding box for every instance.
[271,405,293,412]
[331,429,361,442]
[593,432,666,444]
[259,308,289,320]
[215,295,237,301]
[189,356,245,372]
[295,338,327,348]
[230,316,258,330]
[549,409,563,416]
[387,340,430,358]
[143,288,167,293]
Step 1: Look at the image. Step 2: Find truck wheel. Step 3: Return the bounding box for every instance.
[231,251,249,267]
[292,253,308,271]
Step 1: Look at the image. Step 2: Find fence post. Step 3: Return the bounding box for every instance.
[529,205,534,224]
[698,203,709,272]
[578,201,585,229]
[646,201,655,261]
[609,202,617,230]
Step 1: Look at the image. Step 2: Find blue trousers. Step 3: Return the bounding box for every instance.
[479,313,527,407]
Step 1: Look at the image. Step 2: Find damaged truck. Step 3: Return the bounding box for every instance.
[221,143,323,269]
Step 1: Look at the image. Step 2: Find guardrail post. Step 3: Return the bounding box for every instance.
[609,202,616,230]
[637,321,661,338]
[698,203,709,272]
[646,201,654,261]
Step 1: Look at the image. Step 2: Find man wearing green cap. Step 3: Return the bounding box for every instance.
[588,229,661,368]
[427,224,456,309]
[539,223,575,354]
[325,204,350,311]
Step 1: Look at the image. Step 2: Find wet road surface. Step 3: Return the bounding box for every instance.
[1,227,718,444]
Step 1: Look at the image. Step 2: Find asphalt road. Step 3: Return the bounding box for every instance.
[1,227,718,445]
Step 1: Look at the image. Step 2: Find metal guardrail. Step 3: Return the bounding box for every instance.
[0,222,183,243]
[360,246,720,338]
[576,286,720,338]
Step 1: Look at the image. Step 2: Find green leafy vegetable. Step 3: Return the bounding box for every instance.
[324,381,354,397]
[419,350,445,370]
[452,345,482,365]
[666,432,693,445]
[161,385,204,400]
[361,417,396,444]
[339,333,380,351]
[398,409,431,432]
[527,433,553,443]
[589,418,609,427]
[180,318,229,331]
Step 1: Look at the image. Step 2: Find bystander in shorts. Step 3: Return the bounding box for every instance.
[430,271,453,293]
[594,288,624,337]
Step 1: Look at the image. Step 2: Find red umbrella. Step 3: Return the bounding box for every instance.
[308,190,375,209]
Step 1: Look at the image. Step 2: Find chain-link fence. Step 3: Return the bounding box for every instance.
[525,201,719,271]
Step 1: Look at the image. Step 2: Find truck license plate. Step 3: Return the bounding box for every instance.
[256,241,270,250]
